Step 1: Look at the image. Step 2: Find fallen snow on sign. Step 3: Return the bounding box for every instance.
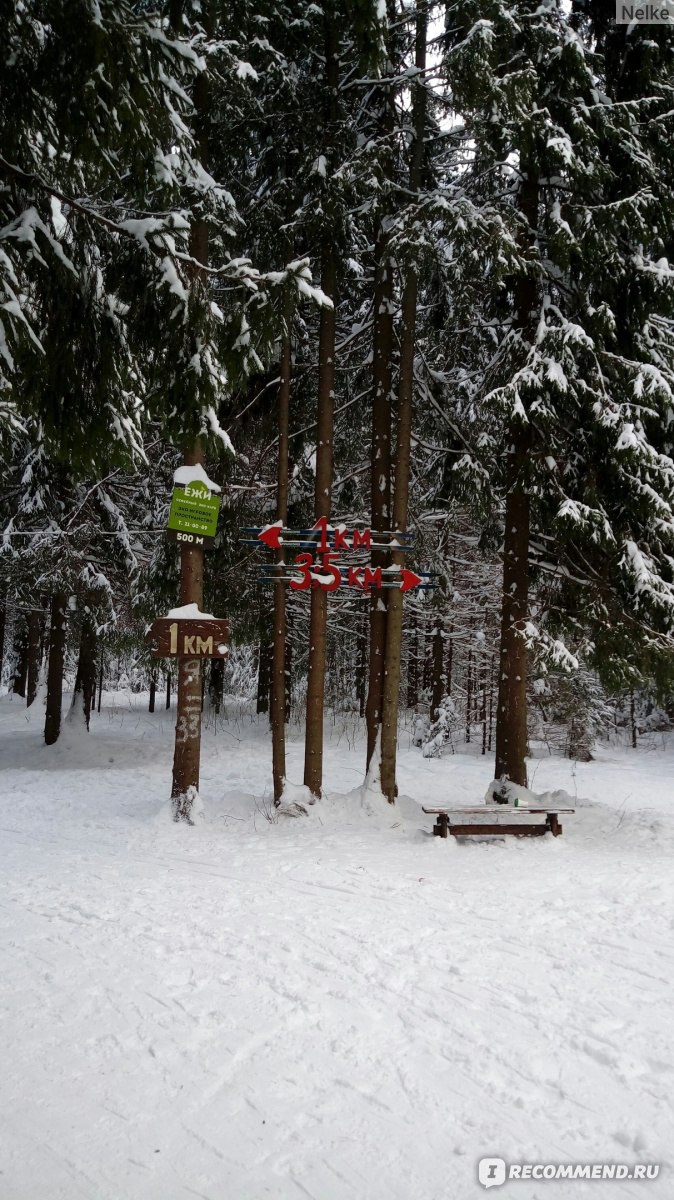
[166,602,216,619]
[1,694,673,1199]
[173,463,221,492]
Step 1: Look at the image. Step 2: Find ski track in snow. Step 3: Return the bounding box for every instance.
[0,694,673,1200]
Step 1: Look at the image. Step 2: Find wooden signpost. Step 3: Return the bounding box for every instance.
[145,614,230,822]
[160,459,225,822]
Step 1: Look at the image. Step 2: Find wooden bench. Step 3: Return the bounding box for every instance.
[422,806,575,839]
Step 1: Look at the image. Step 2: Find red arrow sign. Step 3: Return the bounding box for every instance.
[400,569,423,592]
[258,522,283,550]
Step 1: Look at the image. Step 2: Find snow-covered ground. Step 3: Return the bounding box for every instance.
[1,693,672,1200]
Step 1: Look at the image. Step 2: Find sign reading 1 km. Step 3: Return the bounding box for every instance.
[167,482,221,550]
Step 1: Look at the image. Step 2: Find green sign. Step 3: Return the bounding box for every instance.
[167,484,221,548]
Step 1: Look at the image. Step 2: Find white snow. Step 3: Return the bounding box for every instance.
[173,463,221,493]
[1,695,673,1199]
[486,777,575,807]
[166,602,216,619]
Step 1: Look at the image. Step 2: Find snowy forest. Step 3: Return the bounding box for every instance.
[1,2,673,1197]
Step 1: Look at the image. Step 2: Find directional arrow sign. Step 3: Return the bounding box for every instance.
[258,522,283,550]
[400,569,424,592]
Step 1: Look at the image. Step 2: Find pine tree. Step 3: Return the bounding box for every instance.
[441,0,674,789]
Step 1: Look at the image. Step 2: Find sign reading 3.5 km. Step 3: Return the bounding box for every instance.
[167,483,221,549]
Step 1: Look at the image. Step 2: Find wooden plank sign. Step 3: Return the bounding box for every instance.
[145,618,230,659]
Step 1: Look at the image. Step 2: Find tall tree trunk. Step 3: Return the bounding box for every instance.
[356,613,368,718]
[170,9,213,818]
[165,670,171,710]
[446,623,454,695]
[44,594,67,745]
[0,604,4,688]
[465,645,473,744]
[149,671,156,713]
[271,332,291,802]
[494,169,538,789]
[256,629,271,715]
[379,2,428,801]
[284,620,292,723]
[303,10,338,800]
[97,656,103,713]
[12,617,28,698]
[209,657,224,715]
[364,15,396,774]
[26,607,41,707]
[431,617,445,719]
[70,614,97,730]
[406,614,419,709]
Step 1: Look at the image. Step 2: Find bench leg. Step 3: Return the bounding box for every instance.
[433,813,449,839]
[548,813,562,837]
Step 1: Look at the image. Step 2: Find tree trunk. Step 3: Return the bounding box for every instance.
[97,657,103,713]
[431,618,445,720]
[465,645,472,744]
[271,333,291,802]
[379,3,427,801]
[256,630,271,715]
[70,614,97,730]
[44,594,67,745]
[356,614,368,718]
[0,605,4,688]
[406,614,419,709]
[149,672,156,713]
[481,661,488,755]
[169,13,214,819]
[207,657,223,710]
[284,622,292,723]
[12,618,28,698]
[26,608,42,707]
[364,38,396,775]
[303,9,338,801]
[494,168,538,789]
